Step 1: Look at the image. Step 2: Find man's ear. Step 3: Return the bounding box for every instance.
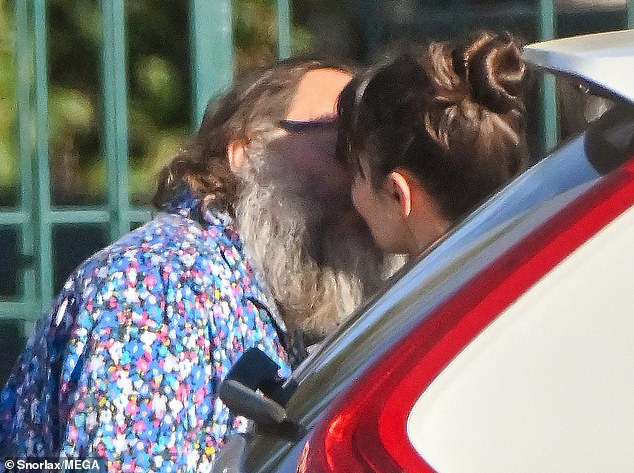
[226,140,247,173]
[386,170,412,218]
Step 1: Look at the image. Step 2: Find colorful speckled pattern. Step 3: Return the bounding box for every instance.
[0,194,290,472]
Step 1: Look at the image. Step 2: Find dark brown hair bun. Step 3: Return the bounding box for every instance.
[456,31,526,115]
[338,31,531,223]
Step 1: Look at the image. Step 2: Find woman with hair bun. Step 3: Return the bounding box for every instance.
[337,31,531,255]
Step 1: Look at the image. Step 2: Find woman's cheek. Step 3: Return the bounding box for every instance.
[351,176,366,215]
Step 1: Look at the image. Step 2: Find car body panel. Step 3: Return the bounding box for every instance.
[523,29,634,103]
[409,204,634,473]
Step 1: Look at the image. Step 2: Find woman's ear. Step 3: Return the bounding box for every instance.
[386,170,412,218]
[226,140,246,173]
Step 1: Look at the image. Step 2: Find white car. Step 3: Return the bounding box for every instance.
[216,29,634,473]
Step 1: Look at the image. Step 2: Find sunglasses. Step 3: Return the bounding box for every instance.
[278,118,338,132]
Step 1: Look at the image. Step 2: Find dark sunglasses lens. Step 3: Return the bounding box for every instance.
[279,119,337,132]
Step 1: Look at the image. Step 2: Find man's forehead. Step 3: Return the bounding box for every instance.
[285,68,352,122]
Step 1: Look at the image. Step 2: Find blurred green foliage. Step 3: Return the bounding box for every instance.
[0,0,17,202]
[0,0,312,207]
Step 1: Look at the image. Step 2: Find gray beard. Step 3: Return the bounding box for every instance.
[234,150,402,340]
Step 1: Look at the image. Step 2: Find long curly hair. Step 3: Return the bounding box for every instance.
[153,57,356,214]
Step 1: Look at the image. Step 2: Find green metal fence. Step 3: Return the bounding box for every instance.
[0,0,632,340]
[0,0,291,335]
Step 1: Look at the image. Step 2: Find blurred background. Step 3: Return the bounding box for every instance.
[0,0,631,381]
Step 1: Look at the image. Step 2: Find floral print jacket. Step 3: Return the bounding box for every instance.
[0,194,290,472]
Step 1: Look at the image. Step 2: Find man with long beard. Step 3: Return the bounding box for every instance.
[0,58,396,472]
[235,112,392,353]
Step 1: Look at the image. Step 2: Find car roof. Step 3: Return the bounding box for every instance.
[522,29,634,104]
